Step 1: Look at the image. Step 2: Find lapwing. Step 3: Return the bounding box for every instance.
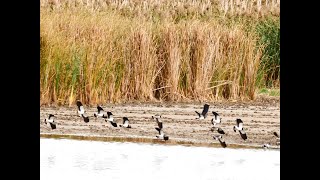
[213,135,227,148]
[104,111,117,127]
[76,100,89,123]
[119,117,131,128]
[155,127,169,141]
[233,119,247,140]
[94,105,106,118]
[44,114,56,130]
[211,111,221,126]
[152,114,163,129]
[195,104,210,120]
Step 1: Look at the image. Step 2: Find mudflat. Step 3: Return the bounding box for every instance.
[40,97,280,149]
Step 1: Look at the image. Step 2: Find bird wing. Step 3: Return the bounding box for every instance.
[201,104,210,116]
[97,106,104,114]
[155,127,161,135]
[49,123,57,129]
[219,139,227,148]
[218,128,225,134]
[239,130,247,140]
[110,121,117,127]
[82,115,89,123]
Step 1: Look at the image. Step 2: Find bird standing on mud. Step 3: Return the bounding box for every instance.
[76,100,89,123]
[233,119,247,140]
[195,104,210,120]
[44,114,57,130]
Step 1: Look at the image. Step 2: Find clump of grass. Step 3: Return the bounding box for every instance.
[256,17,280,87]
[40,0,279,105]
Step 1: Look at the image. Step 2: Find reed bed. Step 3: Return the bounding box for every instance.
[40,0,279,105]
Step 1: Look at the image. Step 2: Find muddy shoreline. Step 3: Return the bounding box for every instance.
[40,99,280,149]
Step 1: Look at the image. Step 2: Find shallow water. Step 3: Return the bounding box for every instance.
[40,138,279,180]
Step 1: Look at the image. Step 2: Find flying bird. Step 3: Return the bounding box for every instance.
[155,127,169,141]
[273,132,280,139]
[94,105,106,118]
[195,104,210,120]
[211,111,222,126]
[104,111,117,127]
[152,114,163,129]
[119,117,131,128]
[76,100,89,123]
[233,119,247,140]
[210,127,225,134]
[213,135,227,148]
[44,114,56,130]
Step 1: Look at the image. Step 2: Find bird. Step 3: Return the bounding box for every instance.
[76,100,89,123]
[262,144,270,149]
[233,119,247,140]
[211,111,222,126]
[104,111,117,127]
[152,114,163,129]
[213,135,227,148]
[195,104,210,120]
[44,114,56,130]
[210,127,225,134]
[94,105,106,118]
[155,127,169,141]
[119,117,131,128]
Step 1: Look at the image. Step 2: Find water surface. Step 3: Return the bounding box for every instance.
[40,138,279,180]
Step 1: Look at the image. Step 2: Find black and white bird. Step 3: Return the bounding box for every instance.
[152,114,163,129]
[213,135,227,148]
[233,119,247,140]
[210,127,225,134]
[211,111,222,126]
[155,127,169,141]
[76,100,89,123]
[44,114,57,130]
[104,111,117,127]
[262,143,270,149]
[119,117,131,128]
[195,104,210,120]
[94,105,106,118]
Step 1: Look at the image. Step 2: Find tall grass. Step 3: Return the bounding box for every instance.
[40,0,279,105]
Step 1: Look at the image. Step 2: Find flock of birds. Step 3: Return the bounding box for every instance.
[43,101,280,149]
